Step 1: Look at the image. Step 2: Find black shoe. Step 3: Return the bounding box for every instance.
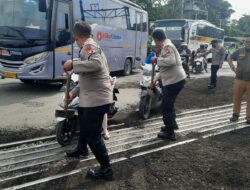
[230,114,239,122]
[157,131,176,141]
[173,122,179,130]
[86,167,114,181]
[161,124,178,132]
[66,149,89,158]
[161,126,166,132]
[246,120,250,125]
[208,84,216,89]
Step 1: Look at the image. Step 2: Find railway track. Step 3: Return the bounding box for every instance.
[0,103,249,190]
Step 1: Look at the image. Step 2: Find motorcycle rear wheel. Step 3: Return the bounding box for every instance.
[56,118,77,146]
[139,95,151,119]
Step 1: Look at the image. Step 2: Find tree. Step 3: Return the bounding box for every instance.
[205,0,234,27]
[238,15,250,34]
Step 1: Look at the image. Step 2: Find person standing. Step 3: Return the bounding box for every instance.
[178,42,191,78]
[228,35,250,124]
[202,40,225,89]
[151,30,186,140]
[64,22,113,180]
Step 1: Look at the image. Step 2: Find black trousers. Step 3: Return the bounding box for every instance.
[210,65,220,86]
[77,104,110,169]
[162,80,185,132]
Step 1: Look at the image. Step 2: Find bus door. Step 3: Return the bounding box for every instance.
[54,1,73,79]
[135,12,143,65]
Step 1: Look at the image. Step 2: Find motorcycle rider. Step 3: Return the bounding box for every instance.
[144,42,161,65]
[195,44,208,72]
[63,22,113,180]
[197,44,206,54]
[178,42,191,78]
[151,29,186,140]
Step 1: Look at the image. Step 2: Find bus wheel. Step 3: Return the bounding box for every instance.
[123,59,132,76]
[20,79,35,84]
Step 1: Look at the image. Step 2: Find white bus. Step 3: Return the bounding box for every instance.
[0,0,148,83]
[153,19,224,52]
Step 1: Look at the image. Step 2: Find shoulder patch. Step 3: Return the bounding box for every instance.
[84,45,94,55]
[163,45,171,54]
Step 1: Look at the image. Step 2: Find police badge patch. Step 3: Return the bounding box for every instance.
[84,45,93,55]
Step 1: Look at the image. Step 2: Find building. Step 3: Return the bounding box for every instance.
[183,0,208,20]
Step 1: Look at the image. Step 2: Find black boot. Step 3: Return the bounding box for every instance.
[66,148,89,158]
[230,114,239,122]
[157,131,176,141]
[161,123,178,132]
[86,167,114,181]
[173,121,179,129]
[208,84,216,89]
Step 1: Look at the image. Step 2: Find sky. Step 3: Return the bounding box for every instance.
[226,0,250,20]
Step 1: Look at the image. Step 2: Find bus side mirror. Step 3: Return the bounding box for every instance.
[39,0,47,12]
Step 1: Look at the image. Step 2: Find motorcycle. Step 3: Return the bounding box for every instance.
[139,63,162,119]
[192,54,207,74]
[55,73,119,146]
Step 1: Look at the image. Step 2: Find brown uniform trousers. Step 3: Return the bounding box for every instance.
[233,79,250,121]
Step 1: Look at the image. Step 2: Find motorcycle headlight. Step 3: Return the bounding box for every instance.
[24,52,49,64]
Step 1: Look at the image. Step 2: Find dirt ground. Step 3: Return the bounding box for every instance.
[110,76,242,126]
[0,76,242,143]
[70,127,250,190]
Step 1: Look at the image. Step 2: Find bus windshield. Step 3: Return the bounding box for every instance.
[154,20,186,40]
[0,0,51,41]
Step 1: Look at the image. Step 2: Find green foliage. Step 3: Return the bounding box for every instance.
[130,0,247,37]
[238,15,250,35]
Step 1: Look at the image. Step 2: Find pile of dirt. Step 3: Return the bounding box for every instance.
[112,76,242,126]
[69,127,250,190]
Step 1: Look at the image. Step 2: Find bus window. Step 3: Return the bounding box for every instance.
[142,14,148,32]
[128,8,136,30]
[56,2,71,47]
[136,13,142,31]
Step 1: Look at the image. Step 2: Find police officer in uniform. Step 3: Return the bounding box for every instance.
[201,40,225,89]
[64,22,113,180]
[151,30,186,140]
[228,35,250,124]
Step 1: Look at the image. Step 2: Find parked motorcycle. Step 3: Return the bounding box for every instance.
[55,73,119,146]
[139,63,162,119]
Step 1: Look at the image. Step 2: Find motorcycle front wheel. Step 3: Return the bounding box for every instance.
[139,95,151,119]
[195,65,202,74]
[56,118,77,146]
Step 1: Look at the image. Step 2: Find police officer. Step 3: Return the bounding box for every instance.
[151,30,186,140]
[228,35,250,124]
[64,22,113,180]
[202,40,225,89]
